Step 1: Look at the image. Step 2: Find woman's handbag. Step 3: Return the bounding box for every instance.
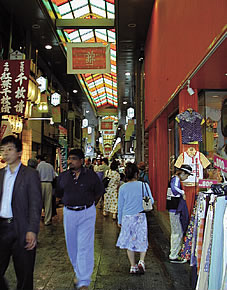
[142,182,153,212]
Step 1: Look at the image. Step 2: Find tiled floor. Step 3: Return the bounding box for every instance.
[5,207,193,290]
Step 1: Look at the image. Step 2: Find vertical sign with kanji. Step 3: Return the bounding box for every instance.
[0,60,30,116]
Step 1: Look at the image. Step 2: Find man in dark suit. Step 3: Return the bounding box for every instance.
[0,135,42,290]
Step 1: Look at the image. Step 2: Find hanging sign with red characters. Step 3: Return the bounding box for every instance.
[67,43,111,74]
[0,60,30,116]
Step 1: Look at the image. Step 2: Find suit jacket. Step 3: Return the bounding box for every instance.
[0,164,42,246]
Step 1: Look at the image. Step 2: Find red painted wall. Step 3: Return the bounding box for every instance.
[144,0,227,129]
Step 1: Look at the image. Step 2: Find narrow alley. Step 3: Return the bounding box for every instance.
[6,207,192,290]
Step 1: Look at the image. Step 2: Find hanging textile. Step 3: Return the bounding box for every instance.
[196,199,215,290]
[208,196,227,290]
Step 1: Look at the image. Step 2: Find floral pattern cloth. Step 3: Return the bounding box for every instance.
[180,198,198,260]
[116,213,148,252]
[103,169,120,214]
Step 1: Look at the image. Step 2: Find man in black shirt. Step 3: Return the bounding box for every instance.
[56,149,104,290]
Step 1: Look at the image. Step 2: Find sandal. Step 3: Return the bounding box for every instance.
[138,260,145,274]
[130,265,139,274]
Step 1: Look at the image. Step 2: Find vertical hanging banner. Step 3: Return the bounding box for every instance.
[67,43,111,74]
[59,125,68,172]
[0,60,30,116]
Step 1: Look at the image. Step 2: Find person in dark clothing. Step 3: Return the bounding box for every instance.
[56,149,104,290]
[0,135,42,290]
[166,164,192,264]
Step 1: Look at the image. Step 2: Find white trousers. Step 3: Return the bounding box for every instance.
[63,205,96,288]
[169,211,183,260]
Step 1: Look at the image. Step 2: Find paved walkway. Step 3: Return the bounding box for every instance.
[5,207,193,290]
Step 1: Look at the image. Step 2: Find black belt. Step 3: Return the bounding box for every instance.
[0,217,13,224]
[41,181,52,183]
[65,203,93,211]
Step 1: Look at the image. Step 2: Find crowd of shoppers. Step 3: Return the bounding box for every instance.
[0,135,191,289]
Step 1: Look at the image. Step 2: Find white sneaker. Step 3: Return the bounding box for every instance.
[130,265,139,274]
[138,260,145,274]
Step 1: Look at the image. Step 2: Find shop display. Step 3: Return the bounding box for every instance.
[175,147,210,184]
[176,109,205,144]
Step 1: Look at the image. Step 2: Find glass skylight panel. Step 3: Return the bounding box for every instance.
[104,78,112,86]
[106,2,115,13]
[95,79,103,86]
[88,82,95,89]
[111,65,116,73]
[62,12,74,19]
[91,6,106,18]
[71,0,88,10]
[95,32,107,42]
[98,87,105,94]
[108,30,115,41]
[81,31,94,41]
[74,5,90,18]
[111,49,116,57]
[58,2,71,15]
[107,12,114,19]
[68,30,79,40]
[90,0,105,10]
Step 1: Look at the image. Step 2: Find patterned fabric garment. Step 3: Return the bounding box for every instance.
[103,170,120,214]
[181,198,198,260]
[196,203,214,290]
[116,213,148,252]
[190,200,199,267]
[195,195,207,274]
[176,110,204,144]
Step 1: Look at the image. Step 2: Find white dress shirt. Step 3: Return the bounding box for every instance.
[0,163,21,218]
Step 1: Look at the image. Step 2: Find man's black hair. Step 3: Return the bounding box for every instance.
[68,149,85,159]
[1,135,22,152]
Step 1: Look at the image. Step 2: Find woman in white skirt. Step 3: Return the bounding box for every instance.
[116,162,154,274]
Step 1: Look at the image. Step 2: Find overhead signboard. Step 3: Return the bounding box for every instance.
[51,92,61,106]
[100,121,113,130]
[36,76,47,93]
[67,43,111,74]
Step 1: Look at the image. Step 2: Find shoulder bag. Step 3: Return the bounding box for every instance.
[142,182,153,212]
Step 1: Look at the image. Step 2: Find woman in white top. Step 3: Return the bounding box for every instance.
[116,162,154,274]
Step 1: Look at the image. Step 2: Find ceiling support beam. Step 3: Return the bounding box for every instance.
[56,18,115,29]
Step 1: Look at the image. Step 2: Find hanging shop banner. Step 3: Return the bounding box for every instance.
[0,60,30,116]
[67,43,111,74]
[58,125,68,172]
[213,153,227,173]
[51,106,61,123]
[125,119,135,141]
[100,121,113,130]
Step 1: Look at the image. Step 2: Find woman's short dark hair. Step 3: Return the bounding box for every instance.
[125,162,139,180]
[110,160,118,171]
[1,135,22,152]
[102,157,109,165]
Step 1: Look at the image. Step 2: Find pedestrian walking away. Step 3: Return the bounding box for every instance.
[0,135,42,290]
[116,162,154,274]
[37,154,56,226]
[56,149,105,290]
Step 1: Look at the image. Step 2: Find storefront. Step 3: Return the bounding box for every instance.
[144,1,227,211]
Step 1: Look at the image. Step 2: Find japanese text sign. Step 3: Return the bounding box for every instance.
[213,153,227,173]
[67,43,111,74]
[0,60,30,116]
[100,121,113,130]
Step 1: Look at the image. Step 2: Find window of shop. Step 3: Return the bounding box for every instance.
[168,112,179,179]
[198,90,227,181]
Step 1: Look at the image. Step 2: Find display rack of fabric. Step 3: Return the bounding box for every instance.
[180,184,227,290]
